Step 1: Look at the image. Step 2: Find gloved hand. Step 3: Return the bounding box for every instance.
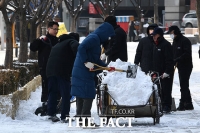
[100,53,107,60]
[162,73,169,79]
[39,35,46,40]
[150,72,157,81]
[85,62,94,70]
[108,67,115,72]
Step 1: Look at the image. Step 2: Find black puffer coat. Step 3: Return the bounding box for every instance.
[30,33,58,70]
[46,39,79,80]
[104,25,127,63]
[172,34,193,69]
[134,24,158,73]
[152,37,174,75]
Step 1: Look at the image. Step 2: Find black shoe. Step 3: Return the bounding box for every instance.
[61,119,69,123]
[163,106,171,114]
[83,123,99,129]
[177,101,185,111]
[35,102,47,116]
[184,102,194,110]
[48,115,60,122]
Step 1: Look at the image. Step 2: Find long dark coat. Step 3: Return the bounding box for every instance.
[71,22,115,99]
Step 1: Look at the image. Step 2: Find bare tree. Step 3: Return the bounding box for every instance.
[16,0,61,62]
[196,0,200,41]
[28,0,61,59]
[130,0,151,33]
[63,0,86,32]
[0,0,18,69]
[89,0,123,19]
[17,0,31,62]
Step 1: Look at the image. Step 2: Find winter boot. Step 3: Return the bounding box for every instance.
[184,102,194,110]
[61,119,69,123]
[177,100,185,111]
[35,102,47,116]
[163,106,171,114]
[48,115,60,122]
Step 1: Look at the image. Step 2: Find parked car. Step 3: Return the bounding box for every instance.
[181,12,198,28]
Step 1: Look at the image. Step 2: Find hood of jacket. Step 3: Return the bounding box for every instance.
[93,22,115,43]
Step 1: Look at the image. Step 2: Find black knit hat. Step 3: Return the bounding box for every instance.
[104,16,117,27]
[147,23,158,35]
[151,27,164,36]
[58,34,72,42]
[168,25,181,35]
[69,32,80,42]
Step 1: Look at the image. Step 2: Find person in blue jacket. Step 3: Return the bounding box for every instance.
[71,22,115,126]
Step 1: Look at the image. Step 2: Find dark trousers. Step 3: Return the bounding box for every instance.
[178,67,192,103]
[47,76,71,120]
[129,34,135,42]
[76,97,93,117]
[40,69,48,102]
[159,76,173,108]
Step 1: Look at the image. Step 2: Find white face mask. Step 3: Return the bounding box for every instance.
[170,34,174,39]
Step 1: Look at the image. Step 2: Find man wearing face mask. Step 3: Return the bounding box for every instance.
[151,27,174,113]
[134,23,158,74]
[168,25,194,111]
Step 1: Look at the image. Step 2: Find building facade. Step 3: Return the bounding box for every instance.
[61,0,193,35]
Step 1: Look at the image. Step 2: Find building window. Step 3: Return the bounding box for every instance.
[78,18,89,28]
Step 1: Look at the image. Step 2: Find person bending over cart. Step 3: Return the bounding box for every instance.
[71,22,116,127]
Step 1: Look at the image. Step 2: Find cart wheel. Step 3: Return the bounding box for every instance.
[153,110,160,125]
[154,97,162,124]
[96,90,104,115]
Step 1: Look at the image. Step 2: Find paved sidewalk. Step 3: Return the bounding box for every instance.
[0,43,200,133]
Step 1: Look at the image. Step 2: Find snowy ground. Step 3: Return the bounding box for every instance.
[1,42,200,133]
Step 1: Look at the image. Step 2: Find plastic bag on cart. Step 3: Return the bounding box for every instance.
[101,59,153,106]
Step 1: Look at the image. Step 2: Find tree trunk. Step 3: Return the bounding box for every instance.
[29,22,37,59]
[70,17,76,32]
[154,0,159,24]
[4,23,13,69]
[196,0,200,41]
[18,14,28,63]
[37,24,41,38]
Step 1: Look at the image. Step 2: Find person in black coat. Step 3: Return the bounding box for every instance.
[128,20,136,42]
[134,24,158,74]
[168,25,194,111]
[101,16,128,64]
[30,21,59,104]
[151,27,174,113]
[46,33,79,122]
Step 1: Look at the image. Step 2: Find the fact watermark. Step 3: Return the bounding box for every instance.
[66,117,135,128]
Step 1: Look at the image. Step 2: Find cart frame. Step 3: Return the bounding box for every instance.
[96,72,163,125]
